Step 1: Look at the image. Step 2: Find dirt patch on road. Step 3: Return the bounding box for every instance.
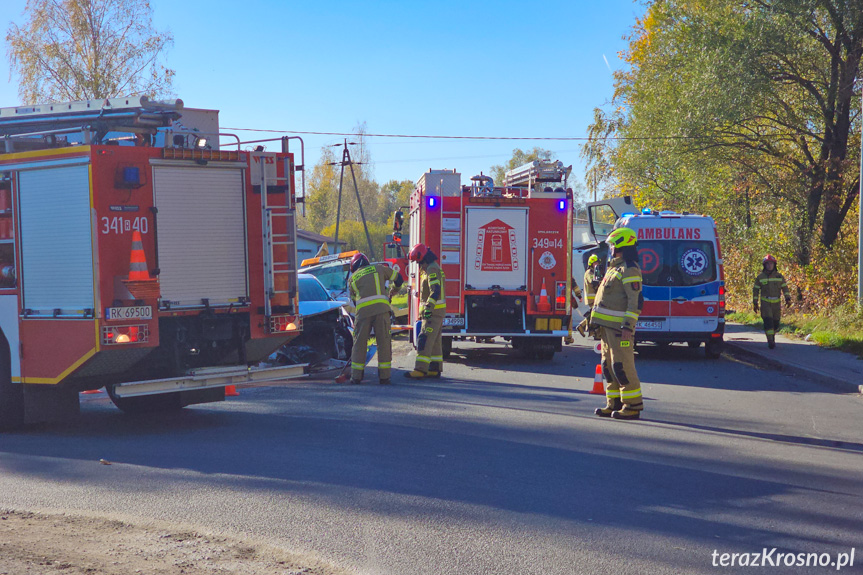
[0,510,349,575]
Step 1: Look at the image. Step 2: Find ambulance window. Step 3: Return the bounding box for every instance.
[590,204,618,237]
[637,241,716,286]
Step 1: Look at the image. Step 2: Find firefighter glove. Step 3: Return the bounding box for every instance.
[422,306,433,320]
[576,318,588,338]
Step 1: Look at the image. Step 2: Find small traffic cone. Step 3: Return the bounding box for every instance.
[81,388,103,394]
[590,364,605,394]
[537,278,551,312]
[225,385,240,396]
[128,230,150,280]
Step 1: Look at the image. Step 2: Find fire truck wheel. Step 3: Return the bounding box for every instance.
[106,386,183,414]
[0,340,24,430]
[442,337,452,359]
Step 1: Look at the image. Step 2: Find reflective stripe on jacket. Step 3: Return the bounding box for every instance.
[752,270,790,305]
[591,256,643,330]
[421,261,447,315]
[350,263,397,319]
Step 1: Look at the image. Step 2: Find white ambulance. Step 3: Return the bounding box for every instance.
[577,198,726,358]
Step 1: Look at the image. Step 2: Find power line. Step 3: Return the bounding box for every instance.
[221,126,802,142]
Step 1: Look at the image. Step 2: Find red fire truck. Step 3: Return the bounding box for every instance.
[0,97,306,428]
[408,161,573,360]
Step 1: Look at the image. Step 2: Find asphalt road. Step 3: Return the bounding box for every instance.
[1,336,862,575]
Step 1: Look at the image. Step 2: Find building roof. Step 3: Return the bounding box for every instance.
[297,229,345,245]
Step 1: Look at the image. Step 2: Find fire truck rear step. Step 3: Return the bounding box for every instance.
[110,363,308,398]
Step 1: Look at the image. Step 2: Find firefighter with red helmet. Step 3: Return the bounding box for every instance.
[348,252,403,385]
[406,243,446,379]
[752,254,791,349]
[590,228,645,420]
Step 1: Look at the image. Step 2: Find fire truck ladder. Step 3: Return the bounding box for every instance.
[259,155,298,317]
[503,160,571,191]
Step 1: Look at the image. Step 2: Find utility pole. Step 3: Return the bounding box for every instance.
[330,140,376,260]
[858,89,862,307]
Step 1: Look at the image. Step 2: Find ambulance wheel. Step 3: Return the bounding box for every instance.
[442,337,452,359]
[705,339,723,359]
[107,385,183,414]
[687,341,701,349]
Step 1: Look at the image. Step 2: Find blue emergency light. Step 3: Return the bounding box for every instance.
[428,196,436,208]
[558,199,566,211]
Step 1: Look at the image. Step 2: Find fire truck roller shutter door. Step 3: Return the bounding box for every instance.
[152,166,248,307]
[19,164,95,314]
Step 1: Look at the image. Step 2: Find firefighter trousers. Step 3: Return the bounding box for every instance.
[415,314,444,374]
[760,302,782,341]
[599,326,643,411]
[352,311,392,381]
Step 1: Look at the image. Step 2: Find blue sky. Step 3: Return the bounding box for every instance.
[0,0,644,193]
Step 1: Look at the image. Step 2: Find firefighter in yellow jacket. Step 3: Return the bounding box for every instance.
[405,244,446,379]
[575,254,603,338]
[589,228,645,420]
[752,254,791,349]
[348,253,402,385]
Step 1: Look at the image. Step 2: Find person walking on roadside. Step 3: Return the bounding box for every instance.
[752,254,791,349]
[348,253,402,385]
[589,228,644,420]
[405,244,446,379]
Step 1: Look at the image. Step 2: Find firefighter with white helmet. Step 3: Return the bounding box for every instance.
[405,243,446,379]
[590,227,645,420]
[752,254,791,349]
[348,252,402,385]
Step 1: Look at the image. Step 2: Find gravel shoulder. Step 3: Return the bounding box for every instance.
[0,509,350,575]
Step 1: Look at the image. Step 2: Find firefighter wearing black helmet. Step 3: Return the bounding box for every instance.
[590,227,645,420]
[752,254,791,349]
[348,252,402,384]
[406,243,446,379]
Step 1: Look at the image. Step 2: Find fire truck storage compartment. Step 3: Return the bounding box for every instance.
[19,163,95,315]
[464,207,528,291]
[152,165,248,308]
[465,293,524,333]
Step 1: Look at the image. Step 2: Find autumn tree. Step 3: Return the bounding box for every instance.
[6,0,174,103]
[585,0,863,267]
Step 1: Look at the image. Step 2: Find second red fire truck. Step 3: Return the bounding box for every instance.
[408,161,574,360]
[0,97,306,428]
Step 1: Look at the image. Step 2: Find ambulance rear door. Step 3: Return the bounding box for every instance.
[586,196,635,242]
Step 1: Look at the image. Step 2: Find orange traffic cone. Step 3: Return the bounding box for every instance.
[81,388,102,394]
[225,385,240,397]
[590,364,605,394]
[128,230,149,280]
[537,278,552,312]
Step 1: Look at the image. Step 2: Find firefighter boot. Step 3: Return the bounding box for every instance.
[611,406,642,420]
[404,370,428,379]
[576,319,588,338]
[595,398,622,418]
[767,334,776,349]
[379,378,391,385]
[429,362,442,378]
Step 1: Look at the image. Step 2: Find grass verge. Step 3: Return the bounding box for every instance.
[727,303,863,358]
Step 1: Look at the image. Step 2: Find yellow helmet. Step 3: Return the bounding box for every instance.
[606,227,637,248]
[588,255,599,266]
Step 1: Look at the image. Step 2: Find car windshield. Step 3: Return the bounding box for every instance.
[636,240,717,286]
[298,276,332,302]
[304,261,349,292]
